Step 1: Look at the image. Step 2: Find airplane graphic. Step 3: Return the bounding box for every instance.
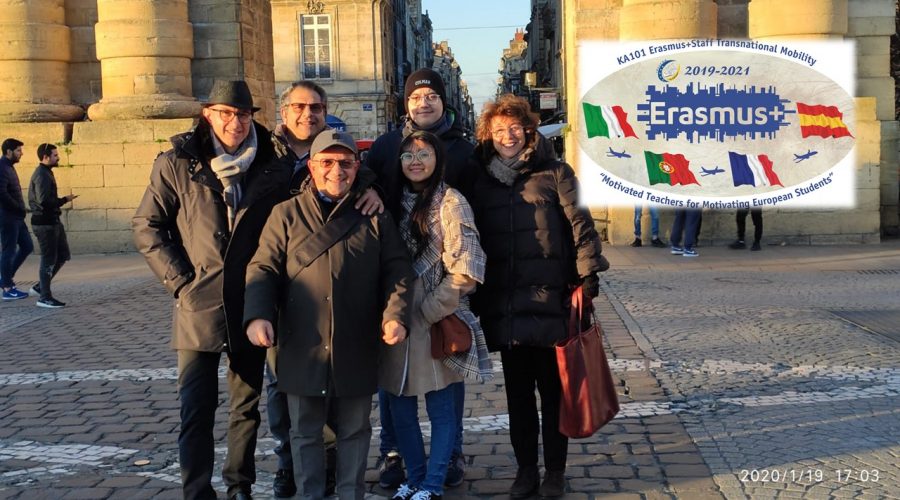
[606,147,631,158]
[794,149,818,163]
[700,166,725,176]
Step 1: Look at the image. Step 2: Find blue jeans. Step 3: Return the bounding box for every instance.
[633,204,659,238]
[0,218,33,288]
[380,383,465,458]
[670,208,700,250]
[388,386,457,495]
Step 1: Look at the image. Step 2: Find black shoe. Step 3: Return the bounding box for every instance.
[630,237,642,247]
[538,470,565,498]
[229,492,253,500]
[411,490,442,500]
[29,284,40,297]
[751,241,761,251]
[444,453,465,487]
[728,240,746,249]
[510,465,539,499]
[650,237,666,248]
[36,297,65,308]
[273,468,296,498]
[379,450,405,489]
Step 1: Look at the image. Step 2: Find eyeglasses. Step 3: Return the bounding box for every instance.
[408,93,441,105]
[311,159,358,170]
[284,102,325,114]
[400,150,434,164]
[208,107,253,124]
[491,125,525,138]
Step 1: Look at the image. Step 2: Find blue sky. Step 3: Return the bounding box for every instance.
[422,0,531,116]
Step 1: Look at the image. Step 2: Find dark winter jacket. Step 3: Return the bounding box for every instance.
[132,120,294,353]
[468,135,609,351]
[28,164,66,226]
[0,157,26,220]
[365,108,475,203]
[244,174,414,398]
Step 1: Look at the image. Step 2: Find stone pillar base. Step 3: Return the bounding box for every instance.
[0,102,84,122]
[87,95,200,121]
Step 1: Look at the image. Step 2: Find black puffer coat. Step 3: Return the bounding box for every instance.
[468,135,609,351]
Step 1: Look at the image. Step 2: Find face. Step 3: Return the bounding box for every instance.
[42,149,59,167]
[490,116,527,160]
[201,105,253,152]
[280,87,326,141]
[6,146,23,164]
[407,87,444,129]
[310,147,358,199]
[400,140,436,191]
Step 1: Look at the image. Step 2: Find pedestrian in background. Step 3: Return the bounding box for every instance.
[729,208,763,251]
[366,68,474,490]
[244,131,413,500]
[631,202,665,247]
[379,131,491,500]
[133,80,293,500]
[670,207,701,257]
[467,94,609,499]
[28,143,76,308]
[0,138,33,301]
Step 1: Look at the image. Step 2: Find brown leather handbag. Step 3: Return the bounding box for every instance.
[556,286,620,438]
[430,313,472,359]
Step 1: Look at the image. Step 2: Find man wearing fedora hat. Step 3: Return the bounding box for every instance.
[133,80,294,500]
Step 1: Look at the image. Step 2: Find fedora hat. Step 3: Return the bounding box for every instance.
[205,80,260,112]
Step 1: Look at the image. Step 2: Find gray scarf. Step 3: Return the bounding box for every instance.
[486,147,533,186]
[209,124,258,230]
[402,110,454,139]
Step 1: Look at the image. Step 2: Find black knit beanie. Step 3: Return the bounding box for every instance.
[404,68,446,105]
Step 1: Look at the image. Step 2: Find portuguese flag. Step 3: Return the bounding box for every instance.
[796,102,853,138]
[582,103,638,139]
[644,151,699,186]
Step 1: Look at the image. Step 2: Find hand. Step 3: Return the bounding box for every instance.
[382,320,407,345]
[246,319,275,347]
[581,273,600,299]
[66,194,79,203]
[355,188,384,215]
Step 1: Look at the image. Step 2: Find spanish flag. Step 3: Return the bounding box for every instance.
[644,151,699,186]
[796,103,853,139]
[583,103,638,139]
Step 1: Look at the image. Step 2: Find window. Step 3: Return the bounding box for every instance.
[300,14,331,79]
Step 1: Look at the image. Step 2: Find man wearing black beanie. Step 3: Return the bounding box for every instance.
[365,68,474,493]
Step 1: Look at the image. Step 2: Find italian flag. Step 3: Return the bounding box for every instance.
[796,102,853,139]
[643,151,699,186]
[582,103,638,139]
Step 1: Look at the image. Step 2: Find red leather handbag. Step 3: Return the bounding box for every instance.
[430,313,472,359]
[556,286,620,438]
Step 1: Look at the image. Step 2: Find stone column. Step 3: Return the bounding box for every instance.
[748,0,847,39]
[87,0,200,120]
[66,0,101,107]
[619,0,717,41]
[0,0,84,122]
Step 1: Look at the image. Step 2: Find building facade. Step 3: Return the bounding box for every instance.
[497,29,529,97]
[433,40,476,134]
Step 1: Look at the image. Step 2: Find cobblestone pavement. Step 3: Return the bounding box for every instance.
[1,243,898,499]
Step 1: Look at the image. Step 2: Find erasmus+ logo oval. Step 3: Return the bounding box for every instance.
[576,40,856,209]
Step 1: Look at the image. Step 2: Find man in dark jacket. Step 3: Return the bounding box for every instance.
[245,131,413,500]
[28,143,77,308]
[364,67,475,488]
[132,80,293,500]
[0,138,33,301]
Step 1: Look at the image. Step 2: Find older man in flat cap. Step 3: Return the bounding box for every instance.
[133,80,293,500]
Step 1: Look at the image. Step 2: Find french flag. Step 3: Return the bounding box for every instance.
[729,152,782,187]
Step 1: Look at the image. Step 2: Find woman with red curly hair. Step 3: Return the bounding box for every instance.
[467,94,609,498]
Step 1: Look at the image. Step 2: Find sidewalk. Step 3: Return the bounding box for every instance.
[1,242,898,499]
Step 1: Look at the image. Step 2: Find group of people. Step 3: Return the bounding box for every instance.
[0,138,74,307]
[631,204,765,256]
[132,69,608,500]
